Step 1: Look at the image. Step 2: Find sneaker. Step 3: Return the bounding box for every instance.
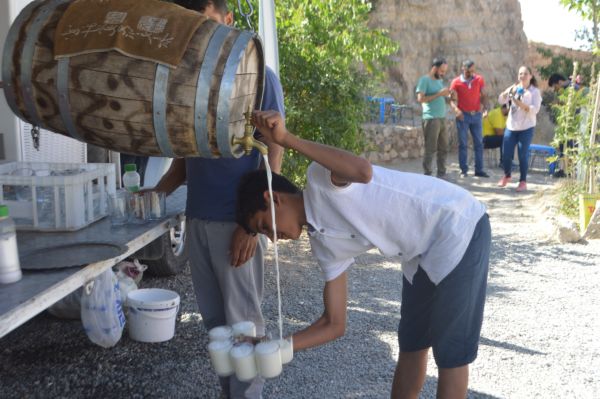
[516,181,527,192]
[497,176,511,187]
[474,171,490,178]
[460,172,468,178]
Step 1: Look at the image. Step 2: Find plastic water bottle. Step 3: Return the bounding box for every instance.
[123,164,141,193]
[0,205,22,284]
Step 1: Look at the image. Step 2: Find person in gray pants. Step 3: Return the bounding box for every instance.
[152,1,285,397]
[415,58,451,179]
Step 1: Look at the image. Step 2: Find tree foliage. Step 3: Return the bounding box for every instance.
[552,62,600,197]
[231,0,398,185]
[536,47,593,83]
[560,0,600,50]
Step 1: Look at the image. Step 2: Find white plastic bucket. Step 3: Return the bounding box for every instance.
[127,288,180,343]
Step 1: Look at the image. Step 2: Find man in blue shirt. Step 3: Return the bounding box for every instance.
[415,58,451,178]
[153,1,284,398]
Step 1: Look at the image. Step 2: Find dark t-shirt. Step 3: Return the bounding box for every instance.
[185,67,285,221]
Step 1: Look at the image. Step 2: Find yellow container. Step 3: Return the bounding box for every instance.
[579,194,600,233]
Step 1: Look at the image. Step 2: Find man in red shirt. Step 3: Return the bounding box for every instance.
[450,60,489,178]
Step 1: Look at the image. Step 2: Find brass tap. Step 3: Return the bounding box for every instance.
[232,107,268,156]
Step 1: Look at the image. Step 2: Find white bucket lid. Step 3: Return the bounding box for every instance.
[127,288,180,310]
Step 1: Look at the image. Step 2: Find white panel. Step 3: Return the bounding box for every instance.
[1,0,36,161]
[19,122,87,163]
[1,1,87,163]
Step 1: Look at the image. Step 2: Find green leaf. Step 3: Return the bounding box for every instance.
[232,0,398,184]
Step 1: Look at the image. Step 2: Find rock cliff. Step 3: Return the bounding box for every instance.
[370,0,529,105]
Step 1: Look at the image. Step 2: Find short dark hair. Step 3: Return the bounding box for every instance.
[236,170,301,234]
[431,57,447,68]
[548,73,567,87]
[173,0,228,13]
[462,59,475,68]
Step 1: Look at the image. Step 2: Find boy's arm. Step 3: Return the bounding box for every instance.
[252,111,372,186]
[292,272,348,351]
[266,141,284,174]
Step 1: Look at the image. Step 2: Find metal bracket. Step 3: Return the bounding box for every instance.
[31,125,40,151]
[84,280,94,295]
[237,0,254,31]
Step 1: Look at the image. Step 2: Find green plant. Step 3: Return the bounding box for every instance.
[535,47,593,83]
[231,0,398,185]
[557,180,583,221]
[551,81,589,177]
[552,61,600,226]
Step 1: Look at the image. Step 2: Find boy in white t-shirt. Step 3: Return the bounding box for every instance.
[237,110,491,398]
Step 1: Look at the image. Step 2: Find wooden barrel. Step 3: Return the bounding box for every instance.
[1,0,265,158]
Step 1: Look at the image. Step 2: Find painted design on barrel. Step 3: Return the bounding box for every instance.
[3,0,264,158]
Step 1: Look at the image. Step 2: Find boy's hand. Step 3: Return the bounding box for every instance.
[252,111,289,146]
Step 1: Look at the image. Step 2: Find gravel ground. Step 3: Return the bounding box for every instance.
[1,154,599,399]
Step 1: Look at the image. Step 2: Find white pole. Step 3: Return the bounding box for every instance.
[258,0,280,77]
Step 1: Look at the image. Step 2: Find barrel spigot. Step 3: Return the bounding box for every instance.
[232,108,268,156]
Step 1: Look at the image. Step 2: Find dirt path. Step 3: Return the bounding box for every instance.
[369,155,600,398]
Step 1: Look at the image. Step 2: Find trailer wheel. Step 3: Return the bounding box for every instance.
[144,219,187,276]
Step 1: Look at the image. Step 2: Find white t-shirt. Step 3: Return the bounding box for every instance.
[303,163,487,285]
[498,85,542,131]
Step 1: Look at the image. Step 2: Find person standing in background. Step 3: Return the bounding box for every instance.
[151,1,285,397]
[415,58,451,179]
[450,60,489,178]
[497,66,542,192]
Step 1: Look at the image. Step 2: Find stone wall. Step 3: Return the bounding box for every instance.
[369,0,528,106]
[363,1,595,159]
[361,123,424,163]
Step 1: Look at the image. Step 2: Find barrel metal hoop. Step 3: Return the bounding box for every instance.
[194,24,231,158]
[252,35,265,116]
[1,0,44,121]
[153,64,175,158]
[21,0,68,127]
[216,31,254,158]
[57,58,83,141]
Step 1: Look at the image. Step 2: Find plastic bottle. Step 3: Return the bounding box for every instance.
[0,205,22,284]
[122,164,141,193]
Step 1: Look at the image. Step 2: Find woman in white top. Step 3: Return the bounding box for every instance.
[497,66,542,192]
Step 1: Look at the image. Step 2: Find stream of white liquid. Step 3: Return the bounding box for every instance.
[263,157,283,341]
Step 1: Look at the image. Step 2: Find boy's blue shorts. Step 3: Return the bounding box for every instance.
[398,214,491,368]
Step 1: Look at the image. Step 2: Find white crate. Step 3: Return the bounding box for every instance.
[0,162,116,231]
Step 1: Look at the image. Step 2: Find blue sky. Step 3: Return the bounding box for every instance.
[520,0,591,49]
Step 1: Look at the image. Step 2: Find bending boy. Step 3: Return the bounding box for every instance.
[237,111,491,399]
